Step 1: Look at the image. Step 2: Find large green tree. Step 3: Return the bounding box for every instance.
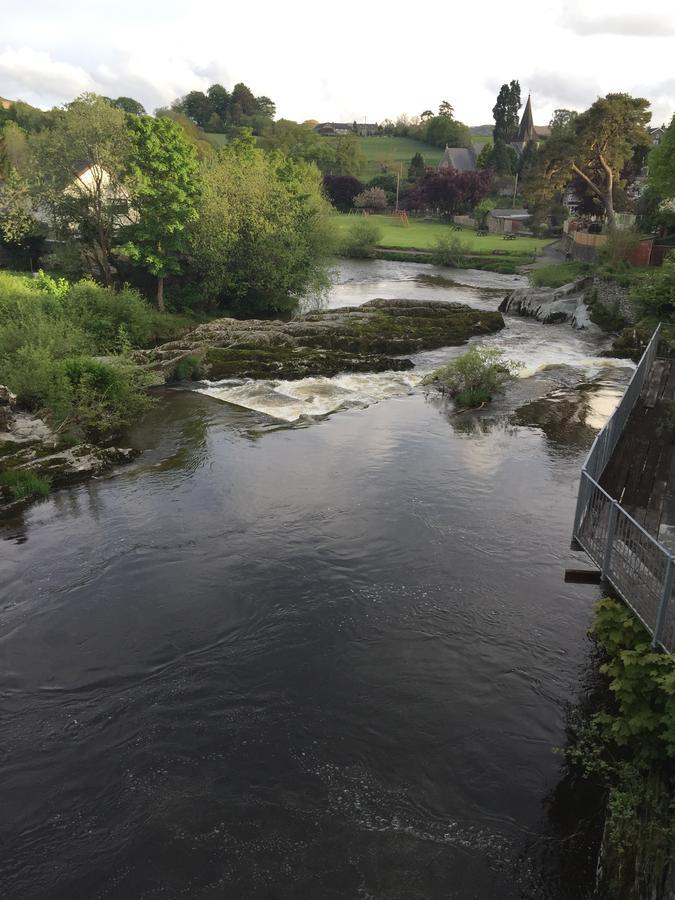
[492,80,521,143]
[524,93,651,229]
[30,94,131,284]
[648,115,675,199]
[122,115,200,310]
[190,132,335,314]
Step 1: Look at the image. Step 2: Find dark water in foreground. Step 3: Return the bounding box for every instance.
[1,263,632,898]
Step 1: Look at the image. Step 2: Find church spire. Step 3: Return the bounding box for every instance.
[516,94,535,143]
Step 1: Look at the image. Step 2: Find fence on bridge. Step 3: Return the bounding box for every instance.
[572,324,674,651]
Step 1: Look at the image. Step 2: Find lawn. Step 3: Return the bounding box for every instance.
[333,214,549,255]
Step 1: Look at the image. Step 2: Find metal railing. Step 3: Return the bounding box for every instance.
[572,324,674,652]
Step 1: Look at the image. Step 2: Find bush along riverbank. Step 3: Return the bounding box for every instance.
[0,270,202,516]
[566,599,674,899]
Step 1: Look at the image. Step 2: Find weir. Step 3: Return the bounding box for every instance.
[571,324,675,652]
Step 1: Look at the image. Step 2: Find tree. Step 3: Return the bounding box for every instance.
[113,96,146,115]
[492,80,521,144]
[409,168,492,219]
[353,187,387,210]
[420,110,434,123]
[408,152,426,179]
[549,109,578,138]
[492,140,518,175]
[156,109,214,161]
[30,94,131,285]
[323,175,364,211]
[648,115,675,199]
[190,133,335,314]
[256,96,276,119]
[207,84,230,123]
[177,90,212,129]
[230,82,258,123]
[122,116,200,310]
[0,121,30,176]
[0,169,43,248]
[474,197,496,228]
[476,141,494,170]
[331,133,364,176]
[423,116,472,149]
[523,93,650,230]
[438,100,455,119]
[261,120,335,172]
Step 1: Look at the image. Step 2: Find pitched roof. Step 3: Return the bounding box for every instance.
[438,146,476,172]
[516,95,535,143]
[490,208,530,218]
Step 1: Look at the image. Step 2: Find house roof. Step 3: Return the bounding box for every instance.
[438,146,476,172]
[490,208,530,219]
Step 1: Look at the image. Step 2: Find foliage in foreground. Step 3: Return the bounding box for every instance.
[566,599,674,895]
[0,270,160,440]
[421,346,521,407]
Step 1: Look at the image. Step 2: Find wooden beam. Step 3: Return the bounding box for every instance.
[564,568,602,584]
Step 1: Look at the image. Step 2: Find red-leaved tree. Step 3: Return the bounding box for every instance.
[407,168,492,219]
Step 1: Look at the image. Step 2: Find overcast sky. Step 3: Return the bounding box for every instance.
[2,0,674,126]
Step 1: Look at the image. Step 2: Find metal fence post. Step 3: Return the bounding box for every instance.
[602,500,619,579]
[573,471,588,538]
[652,555,674,650]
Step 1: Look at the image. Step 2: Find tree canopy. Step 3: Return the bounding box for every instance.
[492,81,521,144]
[122,115,200,309]
[648,115,675,200]
[190,132,335,314]
[523,93,651,228]
[408,168,492,219]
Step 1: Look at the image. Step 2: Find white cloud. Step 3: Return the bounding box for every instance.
[0,46,93,105]
[562,0,675,35]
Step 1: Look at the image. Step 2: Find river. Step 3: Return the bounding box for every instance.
[0,260,632,899]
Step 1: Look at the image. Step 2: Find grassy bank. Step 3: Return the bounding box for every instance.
[334,214,547,255]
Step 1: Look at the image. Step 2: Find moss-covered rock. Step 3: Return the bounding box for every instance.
[204,347,414,381]
[137,299,505,381]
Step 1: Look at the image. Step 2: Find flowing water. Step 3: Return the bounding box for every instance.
[1,260,633,899]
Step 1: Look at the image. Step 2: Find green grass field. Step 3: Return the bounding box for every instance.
[348,135,443,180]
[334,214,548,255]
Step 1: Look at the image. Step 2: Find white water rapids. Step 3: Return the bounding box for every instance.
[196,260,633,424]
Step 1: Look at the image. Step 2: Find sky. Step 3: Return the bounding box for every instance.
[2,0,674,127]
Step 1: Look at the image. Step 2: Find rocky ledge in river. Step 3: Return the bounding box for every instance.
[0,386,136,516]
[499,278,595,329]
[135,299,505,381]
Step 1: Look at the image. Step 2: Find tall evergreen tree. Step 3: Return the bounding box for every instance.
[492,80,522,144]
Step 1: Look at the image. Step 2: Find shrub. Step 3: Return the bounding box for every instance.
[353,187,387,210]
[58,356,155,440]
[600,228,641,268]
[430,234,470,268]
[340,218,383,258]
[631,258,675,321]
[0,470,50,500]
[173,354,204,381]
[64,280,154,351]
[529,262,591,288]
[422,346,522,407]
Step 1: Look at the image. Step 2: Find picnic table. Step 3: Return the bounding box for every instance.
[503,233,517,240]
[476,228,488,236]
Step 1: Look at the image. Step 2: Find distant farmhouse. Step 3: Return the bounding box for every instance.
[314,122,378,137]
[439,94,549,173]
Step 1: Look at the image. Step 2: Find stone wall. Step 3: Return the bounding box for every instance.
[588,276,635,324]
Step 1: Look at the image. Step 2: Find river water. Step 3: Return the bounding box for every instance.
[1,261,633,899]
